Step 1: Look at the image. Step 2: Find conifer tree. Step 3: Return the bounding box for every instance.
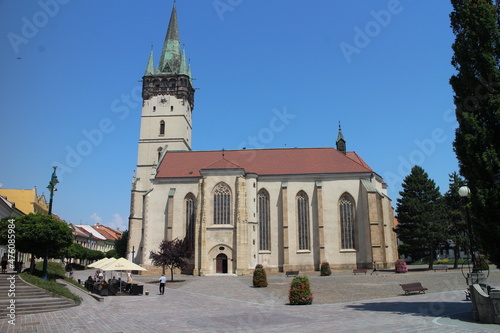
[394,166,447,269]
[450,0,500,267]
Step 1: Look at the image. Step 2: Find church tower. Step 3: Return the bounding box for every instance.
[128,3,195,263]
[139,3,194,165]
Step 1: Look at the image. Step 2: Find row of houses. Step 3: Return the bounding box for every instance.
[0,187,122,265]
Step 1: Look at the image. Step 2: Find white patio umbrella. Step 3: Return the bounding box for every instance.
[99,257,147,271]
[99,257,147,293]
[88,257,116,269]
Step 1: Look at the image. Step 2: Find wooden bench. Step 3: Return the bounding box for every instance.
[353,269,367,275]
[433,265,448,272]
[400,282,428,295]
[285,270,299,277]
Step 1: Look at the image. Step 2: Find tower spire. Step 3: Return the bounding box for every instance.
[179,46,188,75]
[336,122,346,154]
[144,45,155,76]
[159,2,181,73]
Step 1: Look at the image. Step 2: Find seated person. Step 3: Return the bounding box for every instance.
[98,280,109,296]
[109,276,119,287]
[85,276,94,291]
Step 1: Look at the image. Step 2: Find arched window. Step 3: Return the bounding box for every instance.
[159,120,165,135]
[258,189,270,251]
[185,194,196,244]
[297,191,310,250]
[339,194,355,249]
[213,183,231,225]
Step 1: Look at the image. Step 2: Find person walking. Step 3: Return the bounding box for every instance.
[1,254,8,274]
[159,274,167,295]
[371,261,378,275]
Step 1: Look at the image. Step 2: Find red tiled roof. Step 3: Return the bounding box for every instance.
[93,224,122,241]
[156,147,374,178]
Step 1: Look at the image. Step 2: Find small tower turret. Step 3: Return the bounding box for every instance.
[336,122,346,154]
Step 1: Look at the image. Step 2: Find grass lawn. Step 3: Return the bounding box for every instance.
[20,272,81,303]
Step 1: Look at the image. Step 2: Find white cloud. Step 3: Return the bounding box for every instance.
[88,213,127,231]
[109,213,127,231]
[90,213,102,224]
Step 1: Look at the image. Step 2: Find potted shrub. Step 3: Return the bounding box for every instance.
[252,264,268,287]
[288,275,314,305]
[320,262,332,276]
[395,259,408,273]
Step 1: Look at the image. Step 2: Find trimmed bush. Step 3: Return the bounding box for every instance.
[395,259,408,273]
[320,262,332,276]
[288,275,314,305]
[252,264,268,287]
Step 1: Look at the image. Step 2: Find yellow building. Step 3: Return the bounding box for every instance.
[0,188,49,215]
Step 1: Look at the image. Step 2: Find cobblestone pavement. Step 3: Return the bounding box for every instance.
[1,267,499,332]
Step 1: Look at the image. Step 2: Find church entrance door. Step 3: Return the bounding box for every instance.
[216,253,228,273]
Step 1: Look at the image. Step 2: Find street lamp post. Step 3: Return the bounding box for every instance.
[458,186,479,281]
[42,166,59,280]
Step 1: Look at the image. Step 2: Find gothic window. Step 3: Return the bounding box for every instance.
[171,106,174,112]
[159,120,165,135]
[213,183,231,225]
[185,194,196,244]
[339,194,355,250]
[258,189,270,251]
[297,191,310,250]
[153,106,156,111]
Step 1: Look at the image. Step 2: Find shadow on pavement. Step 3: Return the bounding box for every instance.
[345,301,475,322]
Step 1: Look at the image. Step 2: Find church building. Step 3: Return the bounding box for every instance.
[128,4,398,275]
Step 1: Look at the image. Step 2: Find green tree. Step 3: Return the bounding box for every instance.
[394,166,447,269]
[84,248,105,262]
[60,243,86,263]
[450,0,500,267]
[106,249,118,258]
[0,214,73,273]
[149,238,193,281]
[442,172,469,268]
[114,230,128,258]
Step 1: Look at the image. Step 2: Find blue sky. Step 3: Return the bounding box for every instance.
[0,0,458,231]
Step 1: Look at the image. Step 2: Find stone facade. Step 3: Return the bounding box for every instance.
[127,4,398,276]
[130,158,398,275]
